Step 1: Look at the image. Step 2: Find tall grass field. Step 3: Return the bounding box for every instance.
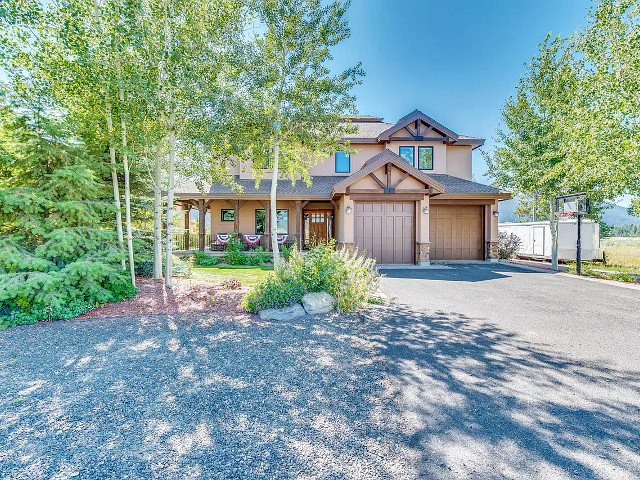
[600,237,640,269]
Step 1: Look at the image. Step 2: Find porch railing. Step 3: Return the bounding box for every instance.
[172,233,299,252]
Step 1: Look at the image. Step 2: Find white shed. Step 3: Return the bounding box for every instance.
[499,219,600,261]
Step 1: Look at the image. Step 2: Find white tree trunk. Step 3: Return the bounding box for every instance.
[121,119,136,287]
[153,142,163,279]
[165,121,176,288]
[105,101,126,270]
[270,139,280,268]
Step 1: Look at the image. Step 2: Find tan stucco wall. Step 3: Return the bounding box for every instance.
[335,195,354,243]
[416,197,430,243]
[445,145,473,180]
[193,199,298,235]
[486,199,499,242]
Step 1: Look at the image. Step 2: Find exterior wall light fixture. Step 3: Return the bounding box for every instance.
[492,210,499,217]
[346,206,353,214]
[423,206,429,214]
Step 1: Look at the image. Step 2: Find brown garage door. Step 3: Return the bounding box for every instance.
[430,205,483,260]
[355,202,414,264]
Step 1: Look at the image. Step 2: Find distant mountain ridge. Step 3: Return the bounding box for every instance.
[498,198,640,226]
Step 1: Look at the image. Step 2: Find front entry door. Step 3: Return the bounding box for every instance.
[305,210,332,246]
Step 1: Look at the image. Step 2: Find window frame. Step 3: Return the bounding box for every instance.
[220,209,235,222]
[255,208,289,234]
[334,151,351,173]
[417,146,434,170]
[399,146,415,167]
[255,209,266,234]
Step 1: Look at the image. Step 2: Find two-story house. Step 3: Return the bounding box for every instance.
[174,109,510,264]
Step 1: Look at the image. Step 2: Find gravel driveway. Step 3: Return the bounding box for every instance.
[1,263,639,479]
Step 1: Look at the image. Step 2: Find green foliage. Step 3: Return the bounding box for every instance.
[498,232,523,259]
[241,273,306,313]
[242,241,380,314]
[605,224,640,237]
[167,255,192,277]
[0,108,135,326]
[0,299,98,329]
[280,244,293,260]
[485,2,640,218]
[194,251,222,266]
[248,247,272,266]
[224,236,250,266]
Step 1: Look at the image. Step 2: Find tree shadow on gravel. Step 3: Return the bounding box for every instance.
[356,304,640,479]
[1,308,639,479]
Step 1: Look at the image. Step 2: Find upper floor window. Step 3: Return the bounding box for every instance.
[418,146,434,170]
[399,146,414,166]
[335,151,350,173]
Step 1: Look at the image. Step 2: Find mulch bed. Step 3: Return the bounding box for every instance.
[78,276,250,320]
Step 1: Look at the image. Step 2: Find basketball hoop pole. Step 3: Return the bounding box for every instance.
[577,213,582,276]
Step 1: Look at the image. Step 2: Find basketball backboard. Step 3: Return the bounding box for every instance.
[555,193,590,216]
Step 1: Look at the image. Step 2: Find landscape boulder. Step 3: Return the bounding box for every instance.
[258,303,306,321]
[301,292,336,315]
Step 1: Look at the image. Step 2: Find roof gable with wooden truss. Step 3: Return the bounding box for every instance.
[331,149,445,199]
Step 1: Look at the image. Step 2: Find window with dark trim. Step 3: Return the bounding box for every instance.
[276,209,289,234]
[399,146,415,166]
[255,209,266,234]
[335,151,350,173]
[255,209,289,234]
[418,146,434,170]
[221,209,235,222]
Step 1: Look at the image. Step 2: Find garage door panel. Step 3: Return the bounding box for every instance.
[430,205,483,260]
[355,202,415,264]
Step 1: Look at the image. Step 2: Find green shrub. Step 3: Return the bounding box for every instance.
[0,298,99,329]
[224,236,250,265]
[135,258,155,277]
[247,247,272,266]
[241,274,306,313]
[194,251,221,266]
[170,255,193,277]
[242,241,380,314]
[280,244,293,260]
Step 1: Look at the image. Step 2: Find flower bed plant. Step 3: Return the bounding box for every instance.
[242,241,380,314]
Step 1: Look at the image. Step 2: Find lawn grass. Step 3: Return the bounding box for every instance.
[600,237,640,269]
[191,264,274,286]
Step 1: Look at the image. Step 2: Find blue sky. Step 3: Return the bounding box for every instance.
[330,0,597,188]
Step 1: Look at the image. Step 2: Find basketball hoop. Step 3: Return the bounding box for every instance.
[555,211,574,219]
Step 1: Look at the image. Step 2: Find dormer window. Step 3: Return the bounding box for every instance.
[335,151,350,173]
[399,146,414,166]
[418,146,433,170]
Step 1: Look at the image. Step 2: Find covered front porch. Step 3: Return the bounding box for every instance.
[173,198,335,252]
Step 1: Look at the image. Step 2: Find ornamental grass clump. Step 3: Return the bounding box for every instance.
[242,241,380,314]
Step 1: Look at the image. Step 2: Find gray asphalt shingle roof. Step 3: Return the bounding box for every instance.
[428,174,503,194]
[174,176,339,197]
[175,173,502,197]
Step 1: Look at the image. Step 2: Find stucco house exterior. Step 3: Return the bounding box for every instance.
[174,109,510,265]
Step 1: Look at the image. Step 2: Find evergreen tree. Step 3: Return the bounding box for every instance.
[0,105,135,328]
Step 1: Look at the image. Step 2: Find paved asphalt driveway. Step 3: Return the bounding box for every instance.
[377,262,640,479]
[0,263,639,479]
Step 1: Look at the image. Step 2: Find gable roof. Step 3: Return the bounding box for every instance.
[377,109,459,141]
[331,149,446,196]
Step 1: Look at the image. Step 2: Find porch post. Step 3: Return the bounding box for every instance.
[183,203,190,250]
[198,199,205,251]
[294,201,302,249]
[257,200,271,249]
